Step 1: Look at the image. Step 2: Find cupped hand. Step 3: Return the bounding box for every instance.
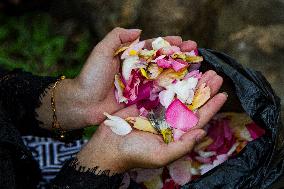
[37,27,198,131]
[76,70,227,174]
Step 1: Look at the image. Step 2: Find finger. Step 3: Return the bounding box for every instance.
[144,36,182,49]
[97,27,142,54]
[180,40,197,52]
[195,92,228,128]
[159,129,206,163]
[206,75,223,97]
[112,105,140,119]
[197,70,217,89]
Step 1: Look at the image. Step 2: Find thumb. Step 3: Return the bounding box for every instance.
[98,27,142,54]
[160,129,206,163]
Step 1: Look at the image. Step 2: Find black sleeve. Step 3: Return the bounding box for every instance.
[51,158,124,189]
[0,68,57,136]
[0,68,124,188]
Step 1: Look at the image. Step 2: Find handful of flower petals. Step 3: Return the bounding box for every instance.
[104,37,208,143]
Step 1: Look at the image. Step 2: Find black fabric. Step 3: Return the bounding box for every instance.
[0,68,123,189]
[52,158,124,189]
[182,49,284,189]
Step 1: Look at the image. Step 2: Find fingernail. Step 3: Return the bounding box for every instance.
[222,92,228,98]
[128,29,142,33]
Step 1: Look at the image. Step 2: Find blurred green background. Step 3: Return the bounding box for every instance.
[0,0,283,107]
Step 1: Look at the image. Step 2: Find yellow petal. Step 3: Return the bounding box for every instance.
[161,128,174,144]
[114,46,129,56]
[140,68,150,79]
[127,117,158,134]
[156,68,188,87]
[171,53,203,63]
[129,49,138,56]
[143,176,163,189]
[188,83,211,110]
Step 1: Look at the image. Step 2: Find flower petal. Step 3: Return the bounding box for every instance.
[114,74,128,103]
[173,128,186,141]
[171,58,188,72]
[188,83,210,110]
[160,46,181,55]
[152,37,171,50]
[159,89,175,108]
[127,116,158,134]
[121,40,145,59]
[166,99,198,132]
[122,56,140,81]
[157,58,172,68]
[103,112,132,135]
[245,122,265,140]
[167,158,192,186]
[155,68,188,88]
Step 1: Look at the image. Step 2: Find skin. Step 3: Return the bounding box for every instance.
[36,27,227,174]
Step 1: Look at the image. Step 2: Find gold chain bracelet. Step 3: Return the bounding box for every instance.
[51,75,66,140]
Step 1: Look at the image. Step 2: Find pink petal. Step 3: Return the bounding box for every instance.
[123,70,142,102]
[139,107,149,117]
[245,122,265,140]
[166,99,198,132]
[184,70,202,80]
[207,118,236,155]
[173,129,186,141]
[127,81,152,105]
[167,159,192,186]
[137,97,160,110]
[171,58,188,72]
[157,58,172,68]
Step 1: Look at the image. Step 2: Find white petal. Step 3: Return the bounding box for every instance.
[185,90,194,104]
[152,37,171,50]
[122,56,139,81]
[103,113,132,135]
[159,89,175,108]
[197,151,217,158]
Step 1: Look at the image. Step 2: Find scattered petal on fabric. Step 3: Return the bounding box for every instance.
[122,56,140,81]
[168,158,192,186]
[162,179,178,189]
[195,156,212,164]
[197,151,216,158]
[188,83,211,110]
[103,112,132,135]
[172,128,186,141]
[245,122,265,139]
[152,37,171,50]
[199,164,215,175]
[159,89,175,108]
[166,99,198,132]
[127,116,158,134]
[194,136,214,151]
[144,175,164,189]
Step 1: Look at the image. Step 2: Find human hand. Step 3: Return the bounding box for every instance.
[37,27,198,131]
[76,70,227,174]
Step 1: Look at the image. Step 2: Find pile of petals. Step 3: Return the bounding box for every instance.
[105,37,208,143]
[119,113,265,189]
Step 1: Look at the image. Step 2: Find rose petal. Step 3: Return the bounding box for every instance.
[184,70,202,80]
[157,58,172,68]
[103,112,132,135]
[159,89,175,108]
[114,74,128,103]
[245,122,265,139]
[122,56,140,81]
[155,68,188,88]
[152,37,171,50]
[166,99,198,132]
[144,176,164,189]
[167,158,192,186]
[171,58,188,72]
[129,116,158,134]
[123,70,142,102]
[188,83,211,110]
[121,40,145,59]
[119,173,131,189]
[131,168,163,183]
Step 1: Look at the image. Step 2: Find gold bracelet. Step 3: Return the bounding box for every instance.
[51,75,66,140]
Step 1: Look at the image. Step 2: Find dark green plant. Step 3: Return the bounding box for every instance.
[0,13,92,78]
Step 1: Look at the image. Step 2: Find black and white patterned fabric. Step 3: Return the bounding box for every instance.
[22,136,87,188]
